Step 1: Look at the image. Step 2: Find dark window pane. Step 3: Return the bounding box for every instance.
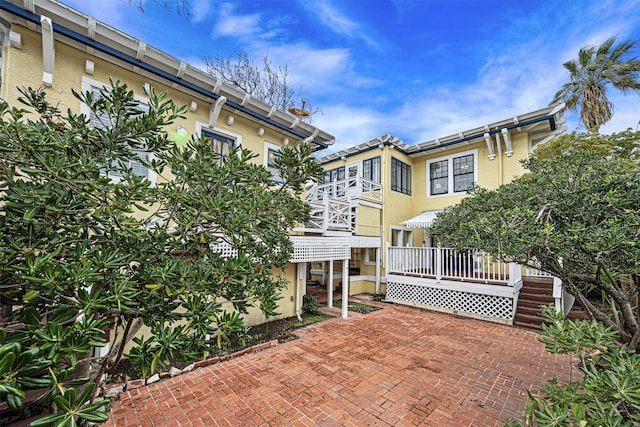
[453,154,474,192]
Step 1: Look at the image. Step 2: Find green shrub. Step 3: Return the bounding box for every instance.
[507,305,640,426]
[302,294,320,315]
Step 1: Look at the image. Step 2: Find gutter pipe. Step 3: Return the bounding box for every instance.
[319,114,558,164]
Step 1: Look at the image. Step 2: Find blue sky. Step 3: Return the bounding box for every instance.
[61,0,640,154]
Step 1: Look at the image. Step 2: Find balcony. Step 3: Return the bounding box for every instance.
[302,176,382,234]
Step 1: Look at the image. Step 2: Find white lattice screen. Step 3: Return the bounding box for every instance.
[210,236,351,263]
[289,236,351,262]
[386,278,514,323]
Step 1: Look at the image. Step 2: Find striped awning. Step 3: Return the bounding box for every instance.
[400,210,442,228]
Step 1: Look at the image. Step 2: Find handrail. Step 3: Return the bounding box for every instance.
[307,176,382,203]
[387,246,514,284]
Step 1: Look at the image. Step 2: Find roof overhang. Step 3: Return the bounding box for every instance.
[0,0,335,151]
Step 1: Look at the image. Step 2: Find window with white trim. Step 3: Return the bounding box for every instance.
[264,141,283,183]
[362,156,381,183]
[364,248,377,265]
[201,130,235,165]
[195,122,242,166]
[390,227,413,247]
[391,157,412,195]
[80,77,155,185]
[427,149,477,197]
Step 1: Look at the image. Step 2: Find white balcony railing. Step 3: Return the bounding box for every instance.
[307,176,382,204]
[306,196,352,232]
[387,246,521,286]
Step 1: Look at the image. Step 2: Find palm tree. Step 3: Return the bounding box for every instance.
[550,37,640,132]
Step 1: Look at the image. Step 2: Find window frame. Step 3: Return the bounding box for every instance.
[426,149,478,198]
[195,121,242,166]
[80,77,156,185]
[264,140,283,183]
[391,157,412,195]
[322,166,345,184]
[362,156,381,183]
[390,227,413,247]
[364,248,377,265]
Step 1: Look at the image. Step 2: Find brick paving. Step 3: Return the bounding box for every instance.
[105,301,576,426]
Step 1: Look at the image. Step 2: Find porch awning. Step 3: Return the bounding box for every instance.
[400,210,442,228]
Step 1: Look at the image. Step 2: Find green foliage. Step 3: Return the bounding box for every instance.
[550,37,640,132]
[302,294,320,315]
[507,306,640,426]
[432,130,640,351]
[0,82,322,423]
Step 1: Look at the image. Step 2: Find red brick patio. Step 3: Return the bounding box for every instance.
[105,301,576,426]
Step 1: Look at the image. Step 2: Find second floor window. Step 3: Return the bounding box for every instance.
[80,77,154,184]
[363,156,381,183]
[429,160,448,195]
[322,166,345,184]
[427,150,477,197]
[264,141,283,183]
[201,130,235,165]
[391,157,412,195]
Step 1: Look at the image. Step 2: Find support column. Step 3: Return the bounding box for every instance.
[328,260,334,308]
[342,259,349,319]
[295,262,305,321]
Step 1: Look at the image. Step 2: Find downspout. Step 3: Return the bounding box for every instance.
[294,263,303,322]
[378,143,386,295]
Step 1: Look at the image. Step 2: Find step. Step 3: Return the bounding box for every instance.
[521,286,554,294]
[518,294,554,305]
[517,305,543,317]
[514,312,545,326]
[522,277,554,286]
[521,285,554,294]
[514,320,543,331]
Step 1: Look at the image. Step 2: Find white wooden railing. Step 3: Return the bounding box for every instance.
[306,196,352,232]
[307,176,382,204]
[387,247,521,286]
[386,246,523,324]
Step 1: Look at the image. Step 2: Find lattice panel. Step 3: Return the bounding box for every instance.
[457,292,512,319]
[209,236,351,263]
[387,281,513,322]
[289,236,351,262]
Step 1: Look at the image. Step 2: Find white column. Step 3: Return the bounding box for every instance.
[300,262,307,296]
[342,259,349,319]
[328,260,334,308]
[295,263,303,320]
[375,247,381,295]
[436,247,442,281]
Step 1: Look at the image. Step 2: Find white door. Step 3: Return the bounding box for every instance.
[346,161,361,198]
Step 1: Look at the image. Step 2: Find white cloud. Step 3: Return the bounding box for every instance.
[189,0,212,23]
[212,3,261,38]
[314,104,387,154]
[301,1,378,49]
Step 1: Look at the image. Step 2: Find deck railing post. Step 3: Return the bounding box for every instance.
[435,247,442,281]
[323,193,329,231]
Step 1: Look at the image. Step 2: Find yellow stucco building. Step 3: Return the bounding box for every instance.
[0,0,568,328]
